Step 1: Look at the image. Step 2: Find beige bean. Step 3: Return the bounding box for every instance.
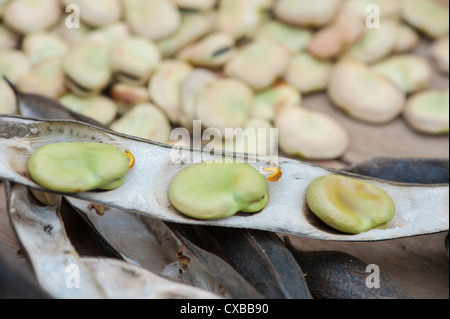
[110,102,172,143]
[124,0,181,41]
[21,31,68,65]
[61,0,123,28]
[59,93,118,125]
[0,77,17,114]
[430,37,449,74]
[284,52,333,94]
[328,60,406,124]
[393,24,420,53]
[110,36,162,86]
[111,83,151,115]
[224,40,290,91]
[0,49,31,83]
[275,106,349,160]
[256,20,312,53]
[371,54,432,94]
[171,0,216,11]
[0,24,20,50]
[148,60,193,124]
[403,90,449,135]
[86,22,131,49]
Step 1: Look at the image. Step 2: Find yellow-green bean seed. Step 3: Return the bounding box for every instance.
[28,143,131,193]
[306,175,396,234]
[169,160,268,220]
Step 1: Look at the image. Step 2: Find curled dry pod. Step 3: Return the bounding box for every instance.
[157,12,214,58]
[59,93,118,126]
[344,20,399,64]
[110,102,172,143]
[224,40,291,91]
[124,0,181,41]
[430,37,449,74]
[110,83,150,115]
[216,0,272,41]
[21,31,68,65]
[0,77,17,114]
[393,24,420,54]
[61,0,123,28]
[403,90,449,135]
[284,52,333,94]
[148,59,193,125]
[110,36,162,86]
[179,68,218,130]
[177,32,236,68]
[275,106,349,160]
[172,0,216,11]
[285,239,413,299]
[328,60,406,124]
[252,82,301,122]
[256,20,313,53]
[0,24,20,50]
[371,54,432,95]
[62,41,112,97]
[306,175,396,234]
[274,0,342,28]
[2,0,61,35]
[17,58,67,99]
[0,50,31,83]
[195,78,254,137]
[168,159,269,220]
[401,0,449,39]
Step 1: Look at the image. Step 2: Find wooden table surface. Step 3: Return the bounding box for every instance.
[1,26,449,301]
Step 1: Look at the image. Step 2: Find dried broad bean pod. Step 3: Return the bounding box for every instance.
[168,159,269,220]
[275,106,349,160]
[284,52,333,94]
[224,40,290,91]
[2,0,61,35]
[403,90,449,135]
[148,59,193,125]
[306,175,396,234]
[27,142,132,193]
[59,93,118,126]
[328,60,406,124]
[401,0,449,39]
[110,36,162,86]
[371,54,432,94]
[110,102,172,144]
[124,0,181,41]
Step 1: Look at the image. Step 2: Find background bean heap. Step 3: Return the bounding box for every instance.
[0,0,449,161]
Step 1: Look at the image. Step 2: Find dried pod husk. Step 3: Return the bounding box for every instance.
[179,68,218,130]
[59,93,118,126]
[252,82,301,122]
[306,175,396,234]
[110,36,162,86]
[110,83,151,115]
[403,89,449,135]
[274,0,342,28]
[284,52,333,94]
[216,0,272,40]
[344,20,399,64]
[110,102,172,143]
[256,20,313,53]
[0,77,17,114]
[224,40,291,91]
[430,37,449,74]
[148,59,193,125]
[195,78,254,137]
[371,54,432,94]
[172,0,216,11]
[285,240,413,299]
[157,12,214,58]
[21,31,68,65]
[393,24,420,53]
[17,58,67,99]
[124,0,181,41]
[168,159,269,220]
[0,49,31,83]
[0,24,20,50]
[275,106,349,160]
[2,0,61,35]
[401,0,449,39]
[62,41,112,97]
[85,22,131,50]
[61,0,123,28]
[177,32,236,68]
[328,59,406,124]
